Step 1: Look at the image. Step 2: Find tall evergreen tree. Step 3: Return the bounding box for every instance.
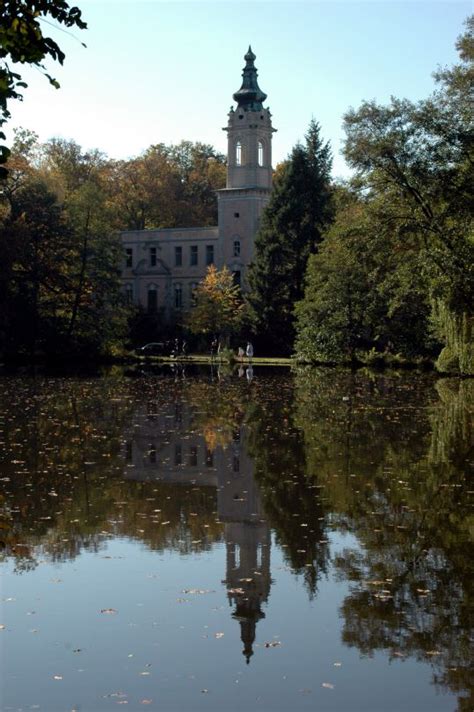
[247,120,333,354]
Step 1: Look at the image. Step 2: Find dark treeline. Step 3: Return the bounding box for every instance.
[0,135,225,360]
[248,17,473,374]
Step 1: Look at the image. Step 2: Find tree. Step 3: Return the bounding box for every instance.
[0,134,128,359]
[247,120,333,354]
[295,187,437,363]
[186,265,245,343]
[341,16,473,373]
[0,1,87,177]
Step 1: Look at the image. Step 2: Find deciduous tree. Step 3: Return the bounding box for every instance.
[0,0,87,177]
[186,265,245,342]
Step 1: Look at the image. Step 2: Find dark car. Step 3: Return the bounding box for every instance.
[137,342,167,356]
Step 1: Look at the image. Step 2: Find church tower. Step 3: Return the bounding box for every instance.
[217,47,276,288]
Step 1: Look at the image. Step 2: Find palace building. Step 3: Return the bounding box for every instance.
[120,47,275,316]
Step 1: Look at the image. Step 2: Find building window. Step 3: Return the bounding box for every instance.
[174,283,182,309]
[206,244,214,265]
[189,445,198,468]
[233,270,241,288]
[147,287,157,313]
[150,247,157,267]
[258,140,264,166]
[234,212,240,218]
[125,441,133,461]
[236,141,242,166]
[175,246,182,267]
[174,444,182,466]
[125,248,133,268]
[190,245,198,266]
[190,282,198,305]
[149,443,157,464]
[233,241,240,257]
[124,284,133,304]
[205,448,214,467]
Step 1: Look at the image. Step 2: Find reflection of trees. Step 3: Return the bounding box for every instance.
[294,369,473,711]
[186,379,247,452]
[1,369,472,706]
[0,376,223,571]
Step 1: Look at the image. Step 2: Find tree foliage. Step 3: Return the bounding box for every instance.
[109,141,225,231]
[186,265,245,341]
[247,120,333,354]
[295,187,437,363]
[0,0,87,177]
[0,130,128,359]
[296,16,473,372]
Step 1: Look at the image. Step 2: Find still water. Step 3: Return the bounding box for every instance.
[0,367,472,712]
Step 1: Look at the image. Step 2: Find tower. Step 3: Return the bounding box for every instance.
[217,47,276,288]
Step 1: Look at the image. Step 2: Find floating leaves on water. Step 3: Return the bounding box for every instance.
[182,589,215,595]
[264,641,281,648]
[214,632,224,638]
[0,625,5,630]
[322,682,335,689]
[100,608,117,614]
[53,675,63,680]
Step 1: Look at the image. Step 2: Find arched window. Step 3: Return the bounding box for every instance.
[233,240,241,257]
[258,140,264,166]
[236,141,242,166]
[124,284,133,305]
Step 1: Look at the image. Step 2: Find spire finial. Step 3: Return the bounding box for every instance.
[233,47,267,112]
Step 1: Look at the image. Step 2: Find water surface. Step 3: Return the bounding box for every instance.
[0,367,472,711]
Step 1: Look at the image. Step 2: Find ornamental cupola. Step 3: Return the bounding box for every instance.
[233,46,268,112]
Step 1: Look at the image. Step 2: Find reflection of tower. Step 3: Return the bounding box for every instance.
[218,427,271,663]
[122,403,272,662]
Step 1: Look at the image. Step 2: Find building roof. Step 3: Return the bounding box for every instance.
[232,46,267,112]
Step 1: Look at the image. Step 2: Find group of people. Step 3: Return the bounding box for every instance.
[210,340,254,361]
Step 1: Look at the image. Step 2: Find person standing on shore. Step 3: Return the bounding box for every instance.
[246,341,254,362]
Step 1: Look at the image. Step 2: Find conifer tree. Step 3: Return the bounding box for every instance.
[247,120,333,354]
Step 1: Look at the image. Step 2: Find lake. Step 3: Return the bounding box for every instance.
[0,366,472,711]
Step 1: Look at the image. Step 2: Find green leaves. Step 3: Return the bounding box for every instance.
[0,0,87,175]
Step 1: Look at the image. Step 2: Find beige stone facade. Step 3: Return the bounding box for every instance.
[120,47,275,317]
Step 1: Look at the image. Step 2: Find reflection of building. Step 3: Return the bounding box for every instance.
[122,399,271,661]
[120,47,275,314]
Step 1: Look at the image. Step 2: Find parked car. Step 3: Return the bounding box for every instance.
[137,342,167,356]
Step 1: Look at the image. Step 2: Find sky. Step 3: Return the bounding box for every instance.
[5,0,471,179]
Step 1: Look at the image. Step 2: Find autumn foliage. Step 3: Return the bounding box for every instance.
[186,265,246,340]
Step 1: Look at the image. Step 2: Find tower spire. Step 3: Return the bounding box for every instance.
[233,46,267,111]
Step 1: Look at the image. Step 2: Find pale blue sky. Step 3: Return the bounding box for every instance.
[6,0,471,178]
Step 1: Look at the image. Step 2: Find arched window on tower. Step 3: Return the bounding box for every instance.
[258,140,264,166]
[236,141,242,166]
